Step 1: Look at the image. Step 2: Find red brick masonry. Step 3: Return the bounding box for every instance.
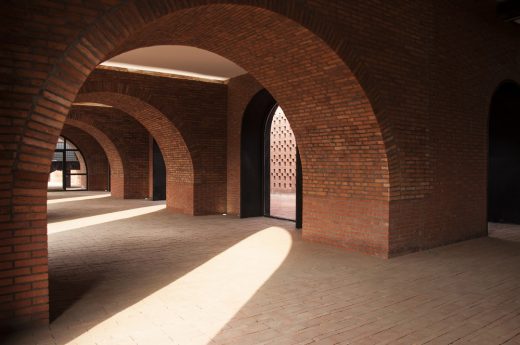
[0,0,519,330]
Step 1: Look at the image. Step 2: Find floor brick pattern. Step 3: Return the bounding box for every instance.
[3,192,520,344]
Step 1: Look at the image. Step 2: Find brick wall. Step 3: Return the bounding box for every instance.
[269,107,297,194]
[121,5,393,257]
[67,106,150,200]
[64,118,126,198]
[386,1,520,255]
[60,125,109,191]
[77,67,228,215]
[1,0,519,330]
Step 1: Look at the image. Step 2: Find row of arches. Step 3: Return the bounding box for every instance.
[56,72,520,248]
[25,3,391,254]
[2,1,518,329]
[54,127,168,202]
[55,72,520,239]
[55,85,303,225]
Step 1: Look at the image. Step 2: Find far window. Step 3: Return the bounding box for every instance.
[48,136,87,191]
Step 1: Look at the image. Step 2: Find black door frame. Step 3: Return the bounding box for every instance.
[152,139,166,201]
[240,89,302,228]
[51,136,88,191]
[488,80,520,224]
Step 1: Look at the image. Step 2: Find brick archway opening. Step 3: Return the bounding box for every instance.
[3,2,393,329]
[65,119,126,198]
[264,105,302,225]
[241,89,303,227]
[60,125,110,192]
[47,135,88,192]
[95,5,392,255]
[75,92,195,214]
[488,80,520,224]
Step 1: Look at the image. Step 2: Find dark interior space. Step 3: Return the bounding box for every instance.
[488,81,520,223]
[241,89,302,227]
[240,89,277,218]
[152,139,166,201]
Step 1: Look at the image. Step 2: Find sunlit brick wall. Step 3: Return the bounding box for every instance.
[269,107,296,194]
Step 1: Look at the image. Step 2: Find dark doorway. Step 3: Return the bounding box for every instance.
[241,89,302,228]
[152,139,166,201]
[263,105,300,222]
[488,81,520,223]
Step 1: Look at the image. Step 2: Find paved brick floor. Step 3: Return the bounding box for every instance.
[270,192,296,220]
[3,191,520,345]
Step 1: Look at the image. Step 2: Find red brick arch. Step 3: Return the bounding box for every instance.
[65,119,125,198]
[14,2,395,252]
[3,1,398,327]
[75,92,195,214]
[67,4,390,252]
[111,5,393,254]
[60,125,109,191]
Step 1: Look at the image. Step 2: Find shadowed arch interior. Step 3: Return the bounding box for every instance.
[95,5,391,253]
[240,89,303,228]
[65,119,125,198]
[488,80,520,223]
[26,3,395,253]
[240,89,277,219]
[75,92,195,214]
[10,3,394,254]
[1,3,397,328]
[1,0,519,333]
[59,125,110,191]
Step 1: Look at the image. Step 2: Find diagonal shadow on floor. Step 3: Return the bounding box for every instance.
[209,224,520,344]
[4,192,296,345]
[5,193,520,345]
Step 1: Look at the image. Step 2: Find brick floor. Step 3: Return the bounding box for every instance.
[270,192,296,220]
[3,191,520,344]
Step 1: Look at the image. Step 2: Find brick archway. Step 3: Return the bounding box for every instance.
[65,119,125,198]
[15,3,394,251]
[74,4,391,254]
[75,92,195,214]
[60,125,109,192]
[3,1,396,327]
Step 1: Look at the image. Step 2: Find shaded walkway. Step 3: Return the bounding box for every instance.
[4,192,520,344]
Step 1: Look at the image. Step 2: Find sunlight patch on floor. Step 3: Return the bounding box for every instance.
[65,226,292,345]
[47,193,111,204]
[48,204,166,234]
